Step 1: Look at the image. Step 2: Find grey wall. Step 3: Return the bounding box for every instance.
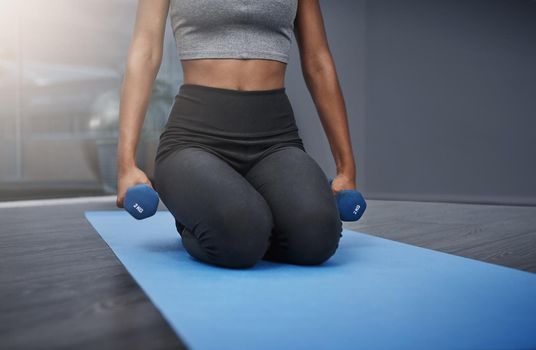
[289,0,536,206]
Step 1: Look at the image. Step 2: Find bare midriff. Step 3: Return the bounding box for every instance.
[180,58,287,91]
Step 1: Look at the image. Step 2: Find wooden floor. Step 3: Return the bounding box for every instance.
[1,198,535,349]
[346,200,536,273]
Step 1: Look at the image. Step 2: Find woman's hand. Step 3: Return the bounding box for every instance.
[116,165,154,208]
[330,173,357,196]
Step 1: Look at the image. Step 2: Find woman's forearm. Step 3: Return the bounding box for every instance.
[117,50,162,173]
[302,55,357,184]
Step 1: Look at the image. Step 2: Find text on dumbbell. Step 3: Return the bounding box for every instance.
[133,203,144,213]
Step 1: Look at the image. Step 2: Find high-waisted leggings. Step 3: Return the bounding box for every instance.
[153,83,342,269]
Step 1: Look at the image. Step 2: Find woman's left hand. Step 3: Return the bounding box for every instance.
[330,173,357,196]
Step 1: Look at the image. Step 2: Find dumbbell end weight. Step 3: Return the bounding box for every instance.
[328,177,367,222]
[124,184,160,220]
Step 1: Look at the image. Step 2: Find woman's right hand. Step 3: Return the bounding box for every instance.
[116,165,155,208]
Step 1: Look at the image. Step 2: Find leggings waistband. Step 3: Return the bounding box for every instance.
[166,83,298,135]
[155,83,303,166]
[179,83,286,96]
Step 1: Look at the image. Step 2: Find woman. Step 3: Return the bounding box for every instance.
[116,0,357,269]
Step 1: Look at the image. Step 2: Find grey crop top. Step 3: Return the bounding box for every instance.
[168,0,298,64]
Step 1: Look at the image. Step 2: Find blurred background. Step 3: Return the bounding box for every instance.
[0,0,535,205]
[0,0,180,200]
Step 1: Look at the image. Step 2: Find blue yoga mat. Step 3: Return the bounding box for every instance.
[85,211,536,350]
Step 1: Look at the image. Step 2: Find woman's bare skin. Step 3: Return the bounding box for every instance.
[182,58,286,91]
[116,0,356,208]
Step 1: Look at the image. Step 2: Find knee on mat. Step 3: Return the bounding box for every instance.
[208,204,273,269]
[217,244,267,268]
[214,232,272,269]
[293,234,340,266]
[285,208,342,266]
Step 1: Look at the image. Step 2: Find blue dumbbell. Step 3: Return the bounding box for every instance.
[124,183,159,220]
[328,177,367,221]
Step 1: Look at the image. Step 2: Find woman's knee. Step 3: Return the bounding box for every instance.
[283,206,342,266]
[194,196,274,269]
[154,147,274,268]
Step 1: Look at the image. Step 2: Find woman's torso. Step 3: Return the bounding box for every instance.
[169,0,298,91]
[181,59,286,91]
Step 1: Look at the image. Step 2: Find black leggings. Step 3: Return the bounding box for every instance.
[153,83,342,269]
